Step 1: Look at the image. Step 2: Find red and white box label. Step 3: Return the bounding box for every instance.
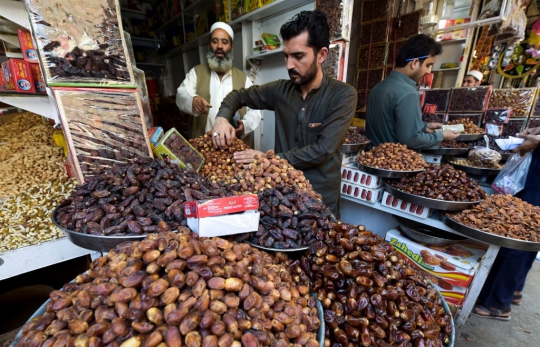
[341,182,384,203]
[17,29,39,62]
[381,191,432,219]
[341,164,383,188]
[184,194,259,218]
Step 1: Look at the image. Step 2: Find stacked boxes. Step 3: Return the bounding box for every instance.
[381,191,432,219]
[341,163,384,203]
[385,228,487,306]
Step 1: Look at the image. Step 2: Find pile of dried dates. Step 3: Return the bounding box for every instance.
[387,164,487,202]
[357,143,426,171]
[301,223,453,347]
[344,128,370,144]
[439,141,469,149]
[55,157,228,235]
[448,158,502,170]
[447,195,540,242]
[164,132,204,170]
[15,230,322,347]
[446,118,485,135]
[237,185,335,249]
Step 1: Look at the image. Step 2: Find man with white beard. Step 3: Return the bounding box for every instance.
[176,22,261,145]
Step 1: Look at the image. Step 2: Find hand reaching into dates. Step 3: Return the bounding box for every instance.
[233,149,264,164]
[192,96,212,115]
[211,117,236,148]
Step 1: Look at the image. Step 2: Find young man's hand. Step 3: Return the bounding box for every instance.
[211,117,236,148]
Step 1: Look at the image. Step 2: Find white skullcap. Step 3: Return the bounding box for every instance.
[210,22,234,41]
[466,70,483,82]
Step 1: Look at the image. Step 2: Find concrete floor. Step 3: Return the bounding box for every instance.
[455,260,540,347]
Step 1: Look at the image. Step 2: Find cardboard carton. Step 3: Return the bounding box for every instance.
[381,191,432,219]
[5,59,36,93]
[341,182,384,203]
[17,29,39,62]
[341,163,384,188]
[29,63,46,94]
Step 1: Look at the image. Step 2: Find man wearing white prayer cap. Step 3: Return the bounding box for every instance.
[176,22,261,145]
[462,70,483,87]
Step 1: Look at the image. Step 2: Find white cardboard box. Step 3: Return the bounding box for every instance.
[341,164,384,188]
[188,210,260,237]
[341,182,384,203]
[381,191,432,219]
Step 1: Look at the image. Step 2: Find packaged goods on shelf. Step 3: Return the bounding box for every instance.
[0,179,77,253]
[24,0,135,87]
[316,0,354,41]
[186,194,260,236]
[1,62,16,91]
[484,108,511,123]
[148,126,164,149]
[53,87,153,183]
[153,128,204,171]
[17,29,39,63]
[341,164,384,188]
[29,63,46,94]
[381,191,432,218]
[488,88,536,118]
[4,59,36,93]
[341,181,384,203]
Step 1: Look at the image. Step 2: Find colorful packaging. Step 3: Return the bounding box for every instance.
[261,33,281,49]
[341,182,384,203]
[17,29,39,62]
[341,164,384,189]
[0,68,6,91]
[6,59,36,93]
[153,128,204,171]
[184,194,259,218]
[1,62,16,91]
[147,126,164,149]
[29,63,47,94]
[385,228,486,288]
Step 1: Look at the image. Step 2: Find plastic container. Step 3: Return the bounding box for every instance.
[153,128,204,171]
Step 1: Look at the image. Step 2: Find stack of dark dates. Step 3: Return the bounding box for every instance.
[300,223,453,347]
[344,128,370,144]
[439,141,469,149]
[238,185,336,249]
[387,164,487,202]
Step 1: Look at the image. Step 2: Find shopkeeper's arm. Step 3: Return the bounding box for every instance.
[275,88,357,170]
[395,91,444,148]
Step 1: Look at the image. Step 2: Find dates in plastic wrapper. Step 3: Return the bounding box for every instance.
[24,0,135,87]
[53,87,153,183]
[448,86,491,112]
[316,0,354,41]
[484,108,511,123]
[357,43,386,69]
[487,88,536,118]
[423,89,451,112]
[323,41,346,80]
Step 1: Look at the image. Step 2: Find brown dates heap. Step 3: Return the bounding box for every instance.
[446,118,485,135]
[439,141,469,149]
[164,132,204,170]
[357,143,426,171]
[56,157,229,236]
[448,194,540,242]
[15,230,322,347]
[300,223,453,347]
[344,128,370,144]
[387,164,487,202]
[237,185,336,249]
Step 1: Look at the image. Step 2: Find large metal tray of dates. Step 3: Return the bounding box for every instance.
[341,141,371,154]
[245,241,308,252]
[455,133,485,141]
[385,183,483,212]
[447,161,501,176]
[52,206,146,252]
[357,163,424,178]
[442,214,540,251]
[417,147,469,156]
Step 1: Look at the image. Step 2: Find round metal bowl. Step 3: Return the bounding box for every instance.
[394,215,466,246]
[245,241,308,252]
[51,206,146,252]
[447,161,501,176]
[416,147,470,156]
[385,183,483,212]
[357,163,424,178]
[432,283,456,347]
[455,133,485,141]
[314,294,325,347]
[341,141,371,154]
[443,215,540,251]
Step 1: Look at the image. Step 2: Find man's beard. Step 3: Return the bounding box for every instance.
[207,48,233,73]
[288,58,318,86]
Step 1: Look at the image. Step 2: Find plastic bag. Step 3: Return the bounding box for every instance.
[468,136,502,167]
[492,152,532,195]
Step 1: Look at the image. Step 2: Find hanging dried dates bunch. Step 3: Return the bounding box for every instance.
[237,185,336,249]
[15,230,321,347]
[445,118,485,135]
[344,128,370,144]
[387,164,487,202]
[357,143,426,171]
[300,223,453,347]
[447,195,540,242]
[56,157,229,235]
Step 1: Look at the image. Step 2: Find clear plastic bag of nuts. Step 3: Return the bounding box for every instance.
[469,136,502,167]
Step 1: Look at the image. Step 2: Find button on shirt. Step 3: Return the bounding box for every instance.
[176,68,261,134]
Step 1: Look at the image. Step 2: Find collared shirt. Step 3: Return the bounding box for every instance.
[366,71,443,148]
[176,68,261,135]
[215,75,357,216]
